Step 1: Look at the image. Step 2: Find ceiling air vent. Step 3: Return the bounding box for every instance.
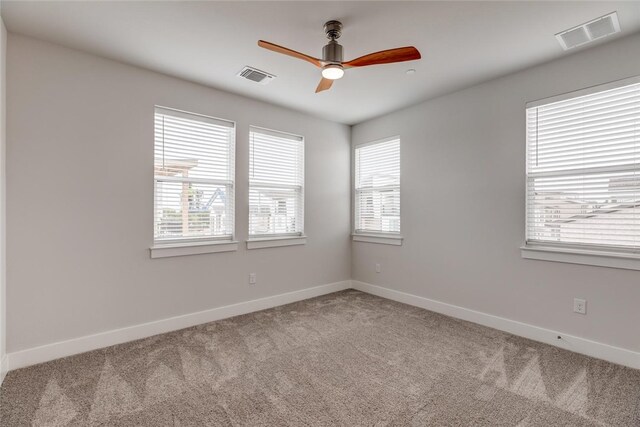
[237,66,276,85]
[556,12,621,50]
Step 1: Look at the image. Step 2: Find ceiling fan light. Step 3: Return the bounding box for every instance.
[321,64,344,80]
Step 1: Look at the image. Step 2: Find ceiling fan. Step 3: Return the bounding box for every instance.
[258,20,421,93]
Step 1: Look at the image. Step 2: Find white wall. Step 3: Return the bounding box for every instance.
[6,34,351,353]
[0,14,7,381]
[351,32,640,353]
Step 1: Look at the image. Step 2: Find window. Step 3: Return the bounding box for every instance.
[154,107,235,246]
[248,127,304,240]
[525,77,640,258]
[354,137,401,241]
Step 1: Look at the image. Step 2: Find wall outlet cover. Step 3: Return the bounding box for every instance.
[573,298,587,315]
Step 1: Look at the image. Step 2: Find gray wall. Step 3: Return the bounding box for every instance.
[0,16,6,371]
[7,35,351,352]
[7,29,640,357]
[351,32,640,353]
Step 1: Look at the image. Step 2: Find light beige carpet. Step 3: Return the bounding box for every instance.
[1,290,639,426]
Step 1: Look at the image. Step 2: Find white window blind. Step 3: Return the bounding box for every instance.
[355,138,401,234]
[154,107,235,244]
[526,78,640,252]
[249,127,304,237]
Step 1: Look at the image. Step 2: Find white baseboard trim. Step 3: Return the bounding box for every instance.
[352,280,640,370]
[0,354,7,386]
[7,280,350,371]
[7,280,639,373]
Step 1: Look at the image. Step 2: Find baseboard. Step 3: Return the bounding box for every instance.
[7,280,351,371]
[352,280,640,370]
[8,279,638,373]
[0,354,7,386]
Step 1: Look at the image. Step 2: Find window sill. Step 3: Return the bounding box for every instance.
[352,234,403,246]
[150,240,238,258]
[520,245,640,271]
[246,235,307,250]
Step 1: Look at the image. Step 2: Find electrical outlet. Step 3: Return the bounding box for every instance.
[573,298,586,315]
[375,263,381,273]
[249,273,256,285]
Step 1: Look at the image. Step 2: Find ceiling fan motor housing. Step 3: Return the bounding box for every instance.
[323,41,343,64]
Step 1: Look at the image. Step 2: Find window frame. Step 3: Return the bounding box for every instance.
[246,126,306,249]
[353,136,403,246]
[521,75,640,270]
[151,106,237,257]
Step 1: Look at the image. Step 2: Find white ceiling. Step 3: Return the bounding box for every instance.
[3,1,640,125]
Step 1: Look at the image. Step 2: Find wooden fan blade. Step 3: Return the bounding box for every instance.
[315,77,333,93]
[343,46,421,68]
[258,40,322,68]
